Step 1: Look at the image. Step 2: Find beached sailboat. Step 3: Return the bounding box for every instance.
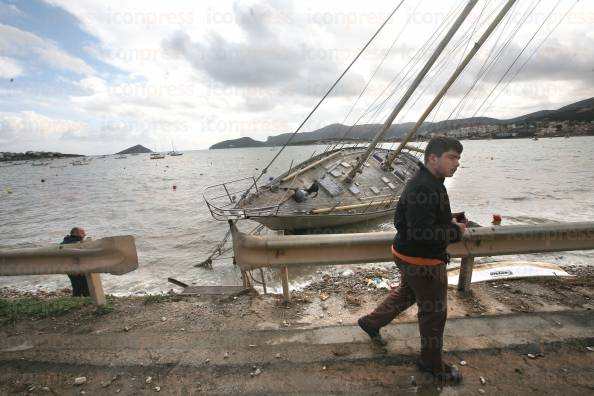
[203,0,555,232]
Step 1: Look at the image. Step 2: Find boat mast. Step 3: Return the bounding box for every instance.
[346,0,478,183]
[383,0,517,168]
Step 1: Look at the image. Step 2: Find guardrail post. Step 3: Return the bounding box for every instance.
[85,273,106,305]
[280,266,290,302]
[241,270,251,288]
[457,256,475,292]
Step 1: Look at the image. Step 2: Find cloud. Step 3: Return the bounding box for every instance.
[0,2,24,18]
[0,56,23,78]
[162,0,363,96]
[0,24,95,76]
[0,111,86,144]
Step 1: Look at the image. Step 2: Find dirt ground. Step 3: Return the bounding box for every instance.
[0,265,593,395]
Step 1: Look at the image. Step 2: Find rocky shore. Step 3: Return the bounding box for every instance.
[1,265,593,394]
[0,151,82,162]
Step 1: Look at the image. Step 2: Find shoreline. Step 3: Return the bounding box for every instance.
[1,265,593,394]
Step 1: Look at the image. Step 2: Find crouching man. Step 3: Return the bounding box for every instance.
[61,227,90,297]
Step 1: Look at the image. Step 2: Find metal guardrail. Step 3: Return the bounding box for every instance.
[229,221,594,301]
[0,236,138,305]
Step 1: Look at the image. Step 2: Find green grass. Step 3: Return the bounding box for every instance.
[143,294,174,305]
[0,296,92,324]
[92,302,115,316]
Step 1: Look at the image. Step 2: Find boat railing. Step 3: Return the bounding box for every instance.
[205,177,400,220]
[204,176,283,220]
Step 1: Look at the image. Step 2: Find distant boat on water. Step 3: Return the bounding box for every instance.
[150,152,165,159]
[168,141,183,156]
[115,154,127,159]
[71,158,90,166]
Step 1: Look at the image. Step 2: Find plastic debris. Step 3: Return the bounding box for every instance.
[74,377,87,386]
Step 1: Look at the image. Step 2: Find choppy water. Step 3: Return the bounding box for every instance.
[1,136,593,294]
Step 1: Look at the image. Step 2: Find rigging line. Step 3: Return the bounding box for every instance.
[400,0,496,123]
[339,0,467,138]
[474,0,557,116]
[341,1,425,129]
[331,14,441,153]
[449,9,510,119]
[429,0,491,123]
[454,0,540,117]
[244,0,406,193]
[360,0,470,128]
[463,0,541,116]
[451,0,516,119]
[329,0,426,153]
[333,1,464,151]
[482,0,576,114]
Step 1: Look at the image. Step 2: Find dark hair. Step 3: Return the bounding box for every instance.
[70,227,82,236]
[424,135,463,164]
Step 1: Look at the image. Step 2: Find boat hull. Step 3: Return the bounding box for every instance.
[247,208,393,231]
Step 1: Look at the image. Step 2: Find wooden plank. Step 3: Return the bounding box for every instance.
[86,273,106,306]
[181,286,250,296]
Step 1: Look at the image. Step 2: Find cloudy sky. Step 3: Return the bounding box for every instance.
[0,0,592,154]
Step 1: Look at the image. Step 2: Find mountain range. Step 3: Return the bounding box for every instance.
[210,96,594,149]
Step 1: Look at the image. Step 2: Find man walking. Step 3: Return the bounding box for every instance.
[358,136,466,382]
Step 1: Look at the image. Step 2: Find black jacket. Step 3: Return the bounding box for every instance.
[62,235,83,244]
[393,164,462,261]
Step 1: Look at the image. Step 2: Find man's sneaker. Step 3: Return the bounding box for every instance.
[417,360,462,384]
[357,318,387,346]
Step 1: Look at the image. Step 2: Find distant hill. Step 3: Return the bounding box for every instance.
[210,137,267,149]
[209,96,594,149]
[117,144,152,154]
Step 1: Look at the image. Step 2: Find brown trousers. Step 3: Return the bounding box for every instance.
[360,257,448,371]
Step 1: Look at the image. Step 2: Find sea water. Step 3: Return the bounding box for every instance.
[1,136,593,294]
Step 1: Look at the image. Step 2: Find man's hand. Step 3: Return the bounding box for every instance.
[452,218,467,234]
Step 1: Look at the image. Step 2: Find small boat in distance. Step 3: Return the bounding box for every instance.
[168,141,183,156]
[115,154,127,159]
[150,152,165,159]
[71,158,90,166]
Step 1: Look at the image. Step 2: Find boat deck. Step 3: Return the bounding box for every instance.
[239,147,420,217]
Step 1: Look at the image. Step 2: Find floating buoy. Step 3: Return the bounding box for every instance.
[173,185,177,190]
[41,179,45,183]
[492,214,502,225]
